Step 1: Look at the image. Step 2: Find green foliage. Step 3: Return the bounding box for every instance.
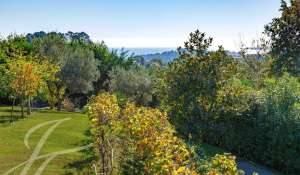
[161,30,237,136]
[257,74,300,173]
[91,44,136,92]
[60,46,100,94]
[33,33,69,65]
[108,66,155,106]
[0,35,33,100]
[265,0,300,76]
[160,29,300,174]
[33,33,100,108]
[0,62,13,98]
[197,74,300,174]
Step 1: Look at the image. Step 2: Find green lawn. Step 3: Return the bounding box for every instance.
[0,106,91,175]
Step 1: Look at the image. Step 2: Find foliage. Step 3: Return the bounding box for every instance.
[108,66,155,106]
[195,74,300,174]
[237,38,272,89]
[159,29,300,174]
[88,93,241,175]
[60,46,100,95]
[160,30,237,136]
[91,44,136,92]
[10,60,41,99]
[0,62,13,98]
[0,35,33,101]
[265,0,300,76]
[33,33,100,109]
[9,56,41,117]
[257,74,300,173]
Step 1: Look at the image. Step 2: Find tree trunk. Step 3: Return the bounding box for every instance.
[27,97,31,115]
[21,96,24,118]
[50,103,54,110]
[57,99,62,111]
[10,98,15,123]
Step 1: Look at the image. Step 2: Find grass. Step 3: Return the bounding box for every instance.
[0,106,91,175]
[201,143,228,158]
[0,106,23,124]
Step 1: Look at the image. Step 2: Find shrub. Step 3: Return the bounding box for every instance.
[201,74,300,174]
[88,93,242,175]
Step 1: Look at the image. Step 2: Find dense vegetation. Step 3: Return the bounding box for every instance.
[88,93,241,175]
[158,1,300,174]
[0,0,300,174]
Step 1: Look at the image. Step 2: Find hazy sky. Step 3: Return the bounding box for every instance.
[0,0,281,50]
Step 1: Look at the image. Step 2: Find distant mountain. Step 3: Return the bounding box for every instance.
[110,47,242,64]
[139,50,241,64]
[110,47,176,55]
[140,50,179,63]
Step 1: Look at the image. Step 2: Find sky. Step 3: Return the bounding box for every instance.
[0,0,281,50]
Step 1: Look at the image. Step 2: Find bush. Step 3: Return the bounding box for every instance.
[88,93,242,175]
[192,74,300,174]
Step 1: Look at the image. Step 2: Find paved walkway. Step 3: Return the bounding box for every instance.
[237,159,280,175]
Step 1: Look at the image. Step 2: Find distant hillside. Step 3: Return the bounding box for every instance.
[140,50,179,63]
[140,50,241,64]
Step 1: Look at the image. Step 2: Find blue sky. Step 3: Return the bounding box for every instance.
[0,0,281,50]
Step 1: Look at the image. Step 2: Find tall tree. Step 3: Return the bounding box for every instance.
[10,59,41,117]
[265,0,300,76]
[34,33,100,109]
[161,30,237,135]
[108,66,155,106]
[33,34,70,110]
[61,45,100,95]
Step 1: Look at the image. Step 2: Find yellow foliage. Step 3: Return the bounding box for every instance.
[88,93,242,175]
[10,60,41,97]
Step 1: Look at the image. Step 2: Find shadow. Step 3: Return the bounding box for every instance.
[64,129,96,174]
[0,109,21,113]
[0,115,22,124]
[37,109,78,115]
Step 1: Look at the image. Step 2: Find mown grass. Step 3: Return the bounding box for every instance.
[0,106,91,175]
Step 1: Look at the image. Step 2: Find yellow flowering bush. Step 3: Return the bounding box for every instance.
[88,93,241,175]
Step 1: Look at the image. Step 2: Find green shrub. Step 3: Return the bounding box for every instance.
[197,74,300,174]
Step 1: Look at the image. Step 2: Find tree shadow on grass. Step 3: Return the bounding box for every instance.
[64,129,96,174]
[0,115,22,124]
[37,109,78,115]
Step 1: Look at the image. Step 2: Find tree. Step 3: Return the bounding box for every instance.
[108,66,155,106]
[10,59,41,117]
[32,33,69,110]
[160,30,237,136]
[90,43,136,92]
[0,35,33,104]
[60,46,100,95]
[237,37,272,89]
[33,33,99,109]
[265,0,300,76]
[0,51,13,98]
